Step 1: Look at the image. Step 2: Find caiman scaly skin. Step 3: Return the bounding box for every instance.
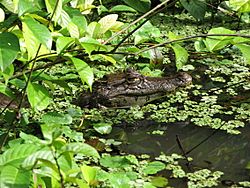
[76,69,192,108]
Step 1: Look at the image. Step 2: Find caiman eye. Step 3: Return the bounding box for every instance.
[127,77,140,83]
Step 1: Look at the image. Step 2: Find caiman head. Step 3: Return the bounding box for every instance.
[75,69,192,108]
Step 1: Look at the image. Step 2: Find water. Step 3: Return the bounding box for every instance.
[110,121,250,183]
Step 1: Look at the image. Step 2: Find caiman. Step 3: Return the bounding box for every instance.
[76,69,192,108]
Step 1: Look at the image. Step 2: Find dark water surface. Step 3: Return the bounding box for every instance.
[110,121,250,183]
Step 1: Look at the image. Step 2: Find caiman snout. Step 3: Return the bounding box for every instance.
[175,72,192,86]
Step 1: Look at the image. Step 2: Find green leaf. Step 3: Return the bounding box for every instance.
[75,0,95,14]
[86,22,101,38]
[143,161,166,175]
[100,156,132,168]
[56,36,75,54]
[22,150,55,169]
[80,37,107,55]
[0,83,15,98]
[229,0,250,13]
[61,143,100,158]
[72,15,88,37]
[0,144,38,167]
[98,14,118,34]
[110,5,137,12]
[20,132,45,145]
[0,166,31,188]
[93,122,112,134]
[18,0,40,16]
[98,54,116,64]
[0,0,15,13]
[27,82,51,111]
[67,21,80,38]
[1,64,14,84]
[134,21,161,45]
[0,7,5,22]
[235,44,250,64]
[22,15,52,59]
[122,0,151,13]
[180,0,207,20]
[0,32,20,71]
[42,112,73,125]
[81,165,97,185]
[171,44,189,70]
[151,176,168,187]
[70,57,94,90]
[45,0,63,25]
[108,172,130,188]
[204,27,235,52]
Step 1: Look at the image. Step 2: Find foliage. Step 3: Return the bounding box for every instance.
[0,0,249,187]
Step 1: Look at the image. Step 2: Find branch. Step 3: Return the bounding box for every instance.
[103,0,170,45]
[135,33,250,55]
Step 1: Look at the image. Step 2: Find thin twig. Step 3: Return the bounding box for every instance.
[176,135,193,172]
[103,0,170,45]
[135,33,250,55]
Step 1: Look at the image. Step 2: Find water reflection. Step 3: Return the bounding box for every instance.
[110,121,250,182]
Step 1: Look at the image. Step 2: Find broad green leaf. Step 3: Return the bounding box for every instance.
[194,40,207,52]
[0,166,31,188]
[22,150,55,169]
[56,36,75,54]
[109,21,124,32]
[108,172,130,188]
[0,32,20,71]
[81,165,97,185]
[86,22,101,38]
[40,124,61,142]
[0,0,15,12]
[122,0,151,13]
[171,44,189,70]
[68,21,80,38]
[61,143,100,158]
[143,161,166,175]
[235,44,250,64]
[151,176,168,187]
[45,0,63,25]
[98,14,118,34]
[100,156,132,168]
[20,132,46,145]
[0,7,5,22]
[18,0,40,16]
[180,0,207,20]
[75,179,89,188]
[57,9,71,28]
[72,15,88,37]
[22,15,52,59]
[70,57,94,90]
[0,83,15,98]
[1,64,14,84]
[93,122,112,134]
[229,0,250,13]
[98,54,116,64]
[0,144,38,166]
[73,0,95,14]
[27,82,51,111]
[42,112,73,125]
[204,27,235,52]
[110,5,137,12]
[80,37,107,55]
[134,21,161,45]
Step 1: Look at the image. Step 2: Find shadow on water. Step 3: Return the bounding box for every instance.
[110,121,250,182]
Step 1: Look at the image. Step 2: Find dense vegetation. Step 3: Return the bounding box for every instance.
[0,0,249,187]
